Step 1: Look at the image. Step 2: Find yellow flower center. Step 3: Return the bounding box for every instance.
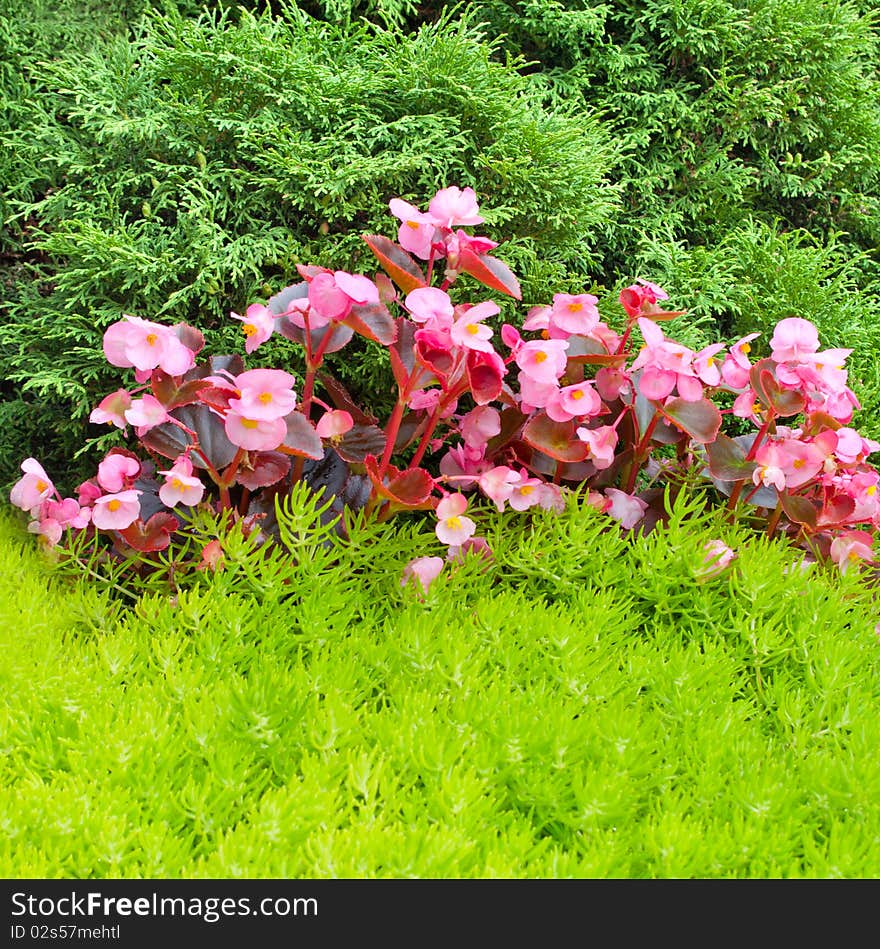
[868,485,877,496]
[466,324,480,335]
[146,333,158,346]
[241,419,259,429]
[243,324,258,337]
[258,392,273,404]
[406,220,420,230]
[446,516,462,530]
[541,330,550,340]
[534,351,548,364]
[171,477,184,489]
[706,356,715,366]
[793,458,805,469]
[752,402,762,415]
[741,343,751,354]
[519,485,535,496]
[567,302,583,313]
[570,389,585,400]
[849,550,860,562]
[36,479,48,492]
[107,499,121,512]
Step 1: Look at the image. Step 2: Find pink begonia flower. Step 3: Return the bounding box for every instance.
[775,438,826,489]
[427,186,484,229]
[29,517,63,547]
[102,316,197,376]
[442,230,498,267]
[408,388,443,413]
[389,198,438,260]
[10,458,56,513]
[435,493,477,546]
[307,270,379,323]
[124,394,170,434]
[630,318,700,401]
[515,339,569,385]
[450,301,499,353]
[89,389,132,429]
[404,287,455,328]
[198,539,225,572]
[720,333,760,389]
[595,366,631,402]
[401,556,445,595]
[751,440,788,492]
[548,293,601,336]
[43,497,90,530]
[693,343,725,387]
[91,489,142,531]
[228,368,297,421]
[96,454,141,494]
[834,428,879,465]
[830,531,874,574]
[604,488,648,529]
[224,414,288,452]
[77,480,102,507]
[545,381,602,423]
[619,279,668,318]
[315,410,354,440]
[696,540,736,582]
[522,305,551,333]
[501,323,524,356]
[460,405,501,448]
[508,469,546,511]
[517,372,559,412]
[478,465,521,511]
[576,425,618,470]
[769,317,820,363]
[439,443,491,490]
[159,457,205,508]
[732,389,764,424]
[446,536,493,565]
[231,303,275,354]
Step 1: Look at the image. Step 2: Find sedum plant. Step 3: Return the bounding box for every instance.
[9,187,880,589]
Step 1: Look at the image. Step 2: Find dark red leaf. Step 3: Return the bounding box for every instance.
[174,323,205,356]
[565,335,628,367]
[280,412,324,460]
[657,397,722,444]
[333,424,388,464]
[705,433,757,482]
[141,404,238,471]
[235,451,290,490]
[363,455,436,509]
[118,512,178,552]
[151,369,210,410]
[317,373,377,425]
[779,493,818,530]
[522,412,590,463]
[759,369,806,418]
[818,492,856,528]
[362,234,427,294]
[342,301,398,346]
[458,247,521,300]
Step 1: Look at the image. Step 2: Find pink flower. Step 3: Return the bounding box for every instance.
[224,413,288,451]
[42,497,90,530]
[769,318,820,363]
[124,394,170,433]
[231,303,275,353]
[630,319,699,401]
[696,540,736,582]
[830,531,874,574]
[834,428,879,465]
[752,442,787,492]
[10,458,56,513]
[545,381,602,422]
[439,443,490,490]
[460,405,501,448]
[517,373,560,412]
[89,389,132,430]
[404,287,454,328]
[401,556,445,595]
[77,480,102,507]
[427,186,484,229]
[435,493,476,546]
[515,339,569,385]
[595,366,631,402]
[693,343,725,387]
[315,410,354,440]
[446,536,493,565]
[408,388,443,412]
[443,230,498,267]
[308,271,379,323]
[198,539,225,572]
[96,454,141,493]
[91,489,142,530]
[450,301,498,352]
[720,333,760,389]
[389,198,438,260]
[604,488,648,529]
[575,425,618,469]
[228,368,297,421]
[158,456,205,508]
[102,316,197,375]
[508,469,545,511]
[548,293,600,336]
[478,465,520,511]
[619,279,668,318]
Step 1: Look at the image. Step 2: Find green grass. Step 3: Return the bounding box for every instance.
[3,491,879,878]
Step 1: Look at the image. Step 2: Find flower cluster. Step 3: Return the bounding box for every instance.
[10,186,880,592]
